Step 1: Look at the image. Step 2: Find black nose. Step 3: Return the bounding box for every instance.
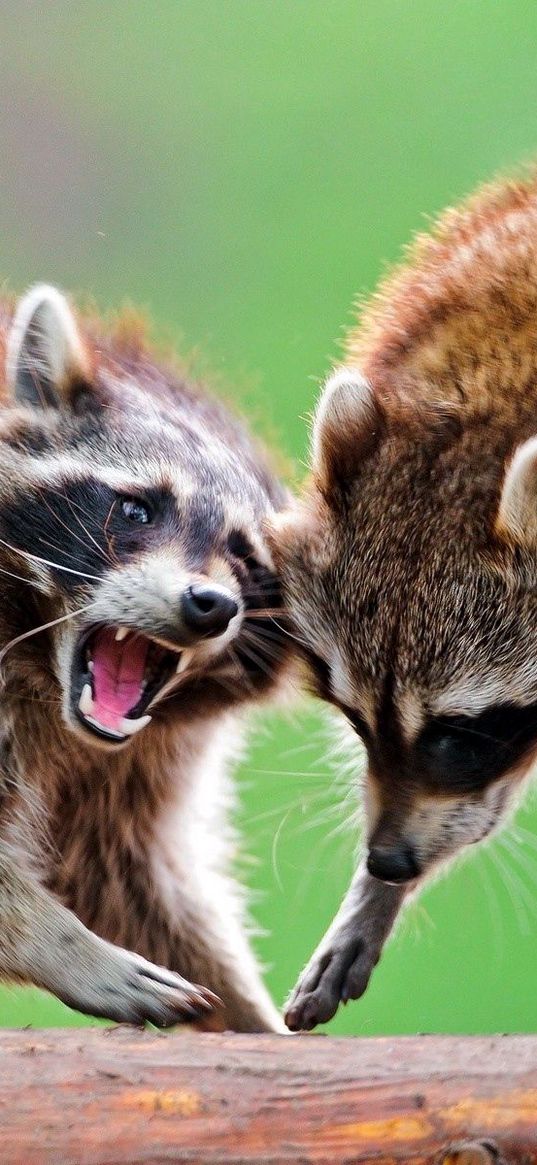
[181,583,238,638]
[366,845,420,885]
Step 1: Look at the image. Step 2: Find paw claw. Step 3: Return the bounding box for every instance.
[286,940,378,1030]
[191,985,222,1010]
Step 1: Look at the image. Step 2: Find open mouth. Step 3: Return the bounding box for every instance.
[72,626,190,744]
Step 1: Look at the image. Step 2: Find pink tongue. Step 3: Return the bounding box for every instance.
[91,628,148,730]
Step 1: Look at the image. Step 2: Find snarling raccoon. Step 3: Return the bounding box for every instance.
[0,284,291,1032]
[270,171,537,1030]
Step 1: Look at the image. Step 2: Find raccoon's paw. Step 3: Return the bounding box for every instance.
[285,938,377,1031]
[56,940,221,1028]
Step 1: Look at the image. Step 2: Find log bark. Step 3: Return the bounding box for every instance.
[0,1029,536,1164]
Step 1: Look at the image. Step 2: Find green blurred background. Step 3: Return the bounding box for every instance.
[1,0,537,1034]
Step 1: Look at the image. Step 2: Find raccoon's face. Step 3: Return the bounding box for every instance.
[270,368,537,883]
[0,286,288,749]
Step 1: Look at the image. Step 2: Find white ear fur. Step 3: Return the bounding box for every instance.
[6,284,89,408]
[496,436,537,545]
[311,366,378,488]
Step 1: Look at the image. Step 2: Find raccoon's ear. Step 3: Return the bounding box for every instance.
[496,436,537,545]
[311,367,381,492]
[6,285,91,409]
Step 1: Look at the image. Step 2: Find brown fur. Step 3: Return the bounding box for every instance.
[0,284,292,1032]
[270,170,537,1030]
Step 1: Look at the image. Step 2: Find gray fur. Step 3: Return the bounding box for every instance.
[271,173,537,1029]
[0,285,292,1032]
[285,863,404,1030]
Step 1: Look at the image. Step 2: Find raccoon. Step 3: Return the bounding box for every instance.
[269,171,537,1030]
[0,284,291,1032]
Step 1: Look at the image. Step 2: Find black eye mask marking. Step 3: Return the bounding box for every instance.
[305,651,332,700]
[0,478,178,592]
[417,702,537,792]
[228,529,255,562]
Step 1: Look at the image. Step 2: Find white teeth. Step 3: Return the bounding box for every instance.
[81,715,125,740]
[115,627,129,642]
[88,660,94,674]
[79,683,93,715]
[176,651,193,675]
[78,684,151,739]
[119,714,152,735]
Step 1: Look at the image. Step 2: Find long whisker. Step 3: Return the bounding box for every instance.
[473,847,505,953]
[227,645,256,695]
[103,501,120,566]
[0,564,49,591]
[242,608,289,620]
[511,823,537,853]
[0,537,102,582]
[429,716,506,746]
[240,628,283,663]
[38,490,110,567]
[247,767,334,779]
[489,840,533,934]
[236,640,276,679]
[210,662,247,698]
[499,831,537,891]
[281,734,332,762]
[37,536,103,572]
[267,617,307,649]
[271,807,292,893]
[65,496,112,564]
[50,485,118,567]
[0,600,98,672]
[242,622,287,644]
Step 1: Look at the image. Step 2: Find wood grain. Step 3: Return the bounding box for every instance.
[0,1030,535,1164]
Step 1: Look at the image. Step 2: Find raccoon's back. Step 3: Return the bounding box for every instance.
[346,171,537,438]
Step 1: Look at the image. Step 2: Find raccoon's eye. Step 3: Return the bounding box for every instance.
[119,497,152,525]
[417,703,537,791]
[228,529,255,561]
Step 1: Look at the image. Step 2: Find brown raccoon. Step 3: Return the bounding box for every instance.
[0,284,292,1032]
[269,171,537,1030]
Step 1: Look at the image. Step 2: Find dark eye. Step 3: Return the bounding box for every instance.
[228,529,255,561]
[418,702,537,792]
[120,497,152,525]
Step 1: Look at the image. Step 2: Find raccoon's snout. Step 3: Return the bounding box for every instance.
[67,578,243,748]
[181,583,238,640]
[367,844,420,885]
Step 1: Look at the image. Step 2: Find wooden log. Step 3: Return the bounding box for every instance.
[0,1029,536,1164]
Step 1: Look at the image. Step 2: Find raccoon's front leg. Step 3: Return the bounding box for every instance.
[143,871,287,1034]
[285,862,407,1031]
[0,852,218,1026]
[182,914,287,1034]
